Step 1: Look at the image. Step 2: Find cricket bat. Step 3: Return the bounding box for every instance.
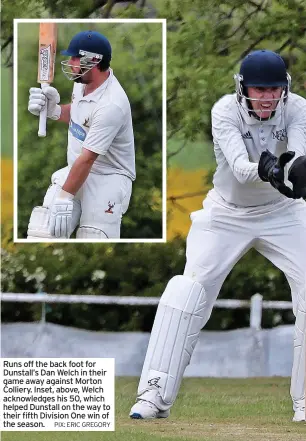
[37,23,57,137]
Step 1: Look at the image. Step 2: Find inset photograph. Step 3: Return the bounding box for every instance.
[14,19,165,242]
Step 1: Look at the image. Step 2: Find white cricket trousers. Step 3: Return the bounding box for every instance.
[184,189,306,408]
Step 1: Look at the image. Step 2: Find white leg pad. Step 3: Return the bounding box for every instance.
[27,206,53,239]
[290,289,306,411]
[138,275,211,410]
[76,226,108,239]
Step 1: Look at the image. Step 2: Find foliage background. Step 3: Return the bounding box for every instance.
[1,0,306,330]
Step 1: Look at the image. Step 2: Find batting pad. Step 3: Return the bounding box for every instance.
[291,289,306,409]
[138,275,208,408]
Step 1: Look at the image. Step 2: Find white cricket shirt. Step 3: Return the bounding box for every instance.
[67,68,136,180]
[211,92,306,207]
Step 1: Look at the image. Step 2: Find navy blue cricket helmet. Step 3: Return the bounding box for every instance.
[61,31,112,81]
[234,49,291,120]
[61,30,112,62]
[239,50,288,88]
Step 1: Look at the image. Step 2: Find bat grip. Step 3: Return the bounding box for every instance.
[38,83,49,137]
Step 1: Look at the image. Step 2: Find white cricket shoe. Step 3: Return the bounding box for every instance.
[129,399,170,419]
[292,409,305,422]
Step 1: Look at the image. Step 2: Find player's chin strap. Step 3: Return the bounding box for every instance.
[61,50,103,81]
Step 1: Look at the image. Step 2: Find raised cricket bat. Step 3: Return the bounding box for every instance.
[37,23,57,137]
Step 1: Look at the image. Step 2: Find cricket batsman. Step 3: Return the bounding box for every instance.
[28,30,135,239]
[130,50,306,421]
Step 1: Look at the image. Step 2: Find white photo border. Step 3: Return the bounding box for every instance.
[13,18,167,244]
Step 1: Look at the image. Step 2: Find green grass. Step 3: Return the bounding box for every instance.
[1,67,13,158]
[167,137,216,170]
[2,377,305,441]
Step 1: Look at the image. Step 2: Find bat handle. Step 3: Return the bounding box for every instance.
[38,83,49,137]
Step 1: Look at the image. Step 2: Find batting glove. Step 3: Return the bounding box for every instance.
[288,155,306,198]
[258,149,296,199]
[28,86,61,120]
[49,191,74,238]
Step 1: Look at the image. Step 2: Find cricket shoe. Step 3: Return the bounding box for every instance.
[292,409,305,422]
[129,400,170,419]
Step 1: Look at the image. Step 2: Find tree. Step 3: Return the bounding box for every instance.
[164,0,306,142]
[1,0,142,66]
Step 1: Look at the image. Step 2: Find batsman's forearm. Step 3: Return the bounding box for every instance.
[61,155,94,195]
[58,104,71,123]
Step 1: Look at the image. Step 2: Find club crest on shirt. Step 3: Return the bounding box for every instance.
[272,128,287,141]
[83,118,90,128]
[105,201,115,214]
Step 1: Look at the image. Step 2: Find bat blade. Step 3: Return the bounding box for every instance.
[38,23,57,84]
[37,23,57,137]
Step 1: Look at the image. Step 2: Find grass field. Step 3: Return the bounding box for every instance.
[167,137,216,170]
[2,377,305,441]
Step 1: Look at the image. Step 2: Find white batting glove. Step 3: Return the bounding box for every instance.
[28,86,61,120]
[49,191,74,238]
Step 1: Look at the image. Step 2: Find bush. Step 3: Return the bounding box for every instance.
[1,238,293,331]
